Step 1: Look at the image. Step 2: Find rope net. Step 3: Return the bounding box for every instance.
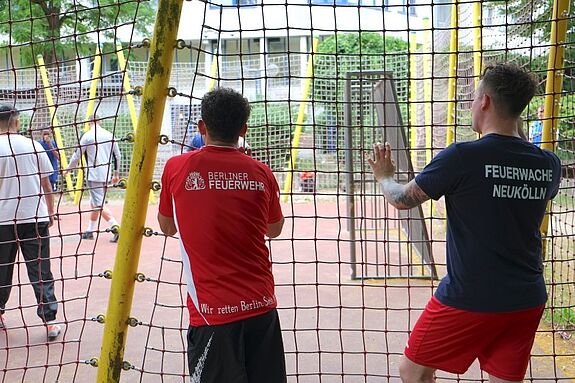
[0,0,573,381]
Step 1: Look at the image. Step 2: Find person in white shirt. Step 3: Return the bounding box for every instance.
[0,105,61,340]
[63,115,121,242]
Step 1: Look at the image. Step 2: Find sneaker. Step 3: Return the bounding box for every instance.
[46,321,61,340]
[110,233,119,243]
[0,315,5,330]
[81,231,94,240]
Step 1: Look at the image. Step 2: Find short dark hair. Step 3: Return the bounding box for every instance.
[200,88,251,143]
[480,63,538,118]
[0,105,19,122]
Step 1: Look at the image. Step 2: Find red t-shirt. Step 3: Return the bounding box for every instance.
[159,146,283,326]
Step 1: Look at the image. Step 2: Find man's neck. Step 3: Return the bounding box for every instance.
[480,117,521,138]
[206,142,237,148]
[204,136,238,148]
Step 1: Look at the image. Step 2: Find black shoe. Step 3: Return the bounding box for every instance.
[81,232,94,240]
[110,233,119,243]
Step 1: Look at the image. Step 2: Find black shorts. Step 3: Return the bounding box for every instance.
[187,308,286,383]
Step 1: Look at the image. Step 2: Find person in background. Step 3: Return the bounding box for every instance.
[528,105,544,147]
[186,123,250,153]
[38,129,60,201]
[158,88,286,382]
[368,64,561,382]
[63,114,121,243]
[0,105,61,340]
[185,124,205,152]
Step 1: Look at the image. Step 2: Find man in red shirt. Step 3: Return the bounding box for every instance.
[158,88,286,383]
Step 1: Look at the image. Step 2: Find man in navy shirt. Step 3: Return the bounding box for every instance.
[38,129,60,192]
[368,63,561,382]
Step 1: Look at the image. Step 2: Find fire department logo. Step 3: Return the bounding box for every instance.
[185,172,206,191]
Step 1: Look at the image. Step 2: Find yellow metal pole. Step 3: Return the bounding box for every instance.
[208,52,219,91]
[96,1,184,381]
[472,1,482,89]
[116,44,157,203]
[541,0,569,151]
[74,45,103,204]
[281,37,319,202]
[422,18,432,164]
[539,0,570,253]
[37,54,75,197]
[446,0,458,147]
[409,32,419,166]
[116,45,139,132]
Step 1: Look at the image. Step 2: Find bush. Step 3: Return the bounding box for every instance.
[248,101,295,171]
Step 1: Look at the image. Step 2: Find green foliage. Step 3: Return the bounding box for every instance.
[0,0,155,65]
[543,307,575,329]
[484,0,574,92]
[313,33,409,154]
[527,94,575,161]
[318,32,407,55]
[248,101,295,171]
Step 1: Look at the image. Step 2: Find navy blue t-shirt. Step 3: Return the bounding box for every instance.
[38,139,59,182]
[415,134,561,312]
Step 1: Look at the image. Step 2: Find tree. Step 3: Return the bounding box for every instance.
[486,0,574,91]
[318,32,408,56]
[0,0,155,66]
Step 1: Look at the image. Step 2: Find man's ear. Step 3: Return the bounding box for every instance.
[481,93,491,111]
[239,123,247,137]
[198,120,207,135]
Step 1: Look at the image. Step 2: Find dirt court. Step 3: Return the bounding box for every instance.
[0,198,572,382]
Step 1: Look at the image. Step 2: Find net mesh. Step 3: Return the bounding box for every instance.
[0,0,574,381]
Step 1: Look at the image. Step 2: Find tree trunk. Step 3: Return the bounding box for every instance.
[44,6,61,67]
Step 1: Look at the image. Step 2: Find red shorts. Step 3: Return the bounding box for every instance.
[405,296,544,381]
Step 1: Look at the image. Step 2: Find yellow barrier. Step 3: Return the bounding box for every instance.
[116,44,157,203]
[96,0,184,381]
[208,52,219,91]
[446,0,459,147]
[36,55,75,198]
[409,32,418,165]
[74,45,103,205]
[473,1,482,88]
[281,38,319,202]
[422,18,432,164]
[116,45,139,132]
[539,0,570,252]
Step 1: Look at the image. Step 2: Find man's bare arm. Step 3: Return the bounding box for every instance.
[157,212,177,236]
[41,176,55,227]
[267,217,285,238]
[379,178,430,210]
[368,142,430,210]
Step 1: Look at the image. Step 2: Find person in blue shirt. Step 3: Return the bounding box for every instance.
[189,130,205,151]
[38,129,60,192]
[528,105,544,146]
[368,63,561,383]
[186,124,250,153]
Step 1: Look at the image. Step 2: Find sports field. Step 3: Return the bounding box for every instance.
[1,197,573,382]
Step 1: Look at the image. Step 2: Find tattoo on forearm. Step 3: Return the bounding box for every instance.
[379,179,429,209]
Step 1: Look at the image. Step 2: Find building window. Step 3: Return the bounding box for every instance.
[309,0,385,5]
[408,0,416,15]
[399,0,407,14]
[210,0,259,8]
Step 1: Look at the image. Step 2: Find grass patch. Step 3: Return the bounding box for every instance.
[543,306,575,330]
